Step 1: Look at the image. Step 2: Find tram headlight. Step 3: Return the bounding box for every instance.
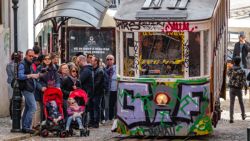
[154,92,170,106]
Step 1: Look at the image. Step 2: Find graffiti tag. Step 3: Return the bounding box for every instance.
[144,125,175,136]
[116,21,165,31]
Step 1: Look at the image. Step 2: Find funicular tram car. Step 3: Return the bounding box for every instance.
[112,0,229,136]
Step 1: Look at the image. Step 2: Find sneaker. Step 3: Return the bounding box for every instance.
[101,120,106,124]
[93,123,99,128]
[79,126,84,130]
[229,120,234,123]
[32,124,40,130]
[242,114,247,120]
[22,128,35,134]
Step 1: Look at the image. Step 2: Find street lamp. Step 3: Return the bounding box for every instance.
[11,0,22,132]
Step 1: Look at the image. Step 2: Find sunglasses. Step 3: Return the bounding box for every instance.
[71,70,77,73]
[106,58,113,61]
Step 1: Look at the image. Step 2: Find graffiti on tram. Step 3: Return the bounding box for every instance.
[115,79,212,136]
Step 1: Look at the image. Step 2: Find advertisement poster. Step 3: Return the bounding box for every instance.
[68,27,116,61]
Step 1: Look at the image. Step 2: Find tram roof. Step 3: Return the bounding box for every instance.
[115,0,218,21]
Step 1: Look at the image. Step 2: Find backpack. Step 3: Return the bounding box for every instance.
[228,68,246,89]
[11,78,26,90]
[10,62,25,89]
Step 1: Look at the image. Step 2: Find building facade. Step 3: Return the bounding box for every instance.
[228,0,250,50]
[0,0,11,117]
[0,0,34,117]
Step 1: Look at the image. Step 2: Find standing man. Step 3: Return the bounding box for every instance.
[105,54,117,121]
[78,55,94,96]
[91,56,105,128]
[87,53,93,64]
[31,45,43,130]
[18,49,39,134]
[233,33,250,69]
[32,45,41,72]
[227,56,247,123]
[77,55,94,126]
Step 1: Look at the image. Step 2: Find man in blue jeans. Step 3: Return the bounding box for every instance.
[18,49,39,134]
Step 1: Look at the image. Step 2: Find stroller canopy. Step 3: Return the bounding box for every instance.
[69,89,88,107]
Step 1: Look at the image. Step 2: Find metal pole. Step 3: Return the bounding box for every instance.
[33,0,36,42]
[248,127,250,141]
[11,0,22,132]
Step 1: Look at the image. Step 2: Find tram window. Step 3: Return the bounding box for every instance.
[123,32,135,77]
[139,32,184,78]
[189,32,201,77]
[204,30,209,75]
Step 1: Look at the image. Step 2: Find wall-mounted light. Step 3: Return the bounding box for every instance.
[154,92,170,106]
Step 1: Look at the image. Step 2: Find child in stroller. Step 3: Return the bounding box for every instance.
[46,100,63,125]
[66,89,89,136]
[40,88,67,138]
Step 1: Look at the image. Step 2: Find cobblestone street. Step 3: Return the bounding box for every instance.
[0,90,248,141]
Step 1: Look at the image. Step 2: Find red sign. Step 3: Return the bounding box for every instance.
[162,22,198,32]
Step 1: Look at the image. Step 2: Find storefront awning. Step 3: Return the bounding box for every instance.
[34,0,110,28]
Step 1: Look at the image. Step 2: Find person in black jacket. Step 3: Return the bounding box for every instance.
[61,65,81,118]
[77,55,94,126]
[90,56,105,128]
[61,65,81,99]
[233,34,250,69]
[78,55,93,97]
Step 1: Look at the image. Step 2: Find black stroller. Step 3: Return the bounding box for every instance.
[40,87,67,138]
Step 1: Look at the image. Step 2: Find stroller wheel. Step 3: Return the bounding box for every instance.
[60,131,67,138]
[69,129,73,136]
[80,130,85,137]
[41,129,49,137]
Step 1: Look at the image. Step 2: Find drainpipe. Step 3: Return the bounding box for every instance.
[33,0,35,42]
[8,0,12,56]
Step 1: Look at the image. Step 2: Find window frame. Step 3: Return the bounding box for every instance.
[138,32,185,78]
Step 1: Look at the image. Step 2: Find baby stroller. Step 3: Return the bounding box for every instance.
[67,89,90,137]
[40,87,67,138]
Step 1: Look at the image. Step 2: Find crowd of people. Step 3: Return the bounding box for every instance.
[6,45,117,134]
